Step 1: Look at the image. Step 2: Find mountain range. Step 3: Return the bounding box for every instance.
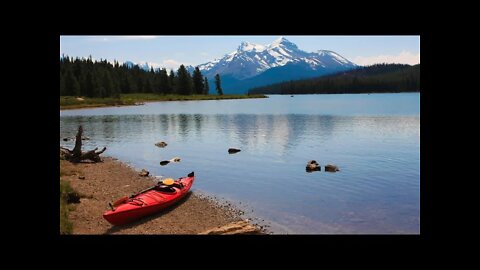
[188,37,357,94]
[123,37,357,94]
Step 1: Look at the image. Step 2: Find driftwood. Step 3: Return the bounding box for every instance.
[60,126,106,163]
[199,220,262,235]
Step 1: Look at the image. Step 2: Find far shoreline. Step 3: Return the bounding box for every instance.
[60,93,268,111]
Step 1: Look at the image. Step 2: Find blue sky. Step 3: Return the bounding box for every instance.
[60,36,420,70]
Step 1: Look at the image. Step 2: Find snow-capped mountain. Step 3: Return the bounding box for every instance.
[197,37,356,81]
[123,61,153,71]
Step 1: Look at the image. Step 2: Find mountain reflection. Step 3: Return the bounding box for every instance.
[60,114,372,155]
[61,114,418,158]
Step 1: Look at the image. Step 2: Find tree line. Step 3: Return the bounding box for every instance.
[248,63,420,95]
[60,55,224,97]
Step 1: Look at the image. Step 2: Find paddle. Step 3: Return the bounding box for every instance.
[108,178,176,211]
[132,178,174,196]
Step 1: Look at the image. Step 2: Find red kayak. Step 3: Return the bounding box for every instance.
[103,172,195,225]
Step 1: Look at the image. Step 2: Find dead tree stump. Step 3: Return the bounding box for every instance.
[60,126,106,163]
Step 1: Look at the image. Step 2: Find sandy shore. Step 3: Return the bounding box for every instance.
[60,157,247,234]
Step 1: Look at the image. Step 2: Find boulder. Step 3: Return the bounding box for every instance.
[306,160,321,172]
[155,141,168,148]
[228,148,241,154]
[160,160,170,166]
[139,169,149,177]
[325,164,339,172]
[198,220,262,235]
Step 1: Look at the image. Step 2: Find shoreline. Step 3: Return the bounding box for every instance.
[60,94,268,111]
[60,157,261,234]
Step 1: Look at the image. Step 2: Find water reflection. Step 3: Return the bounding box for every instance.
[61,114,419,159]
[60,112,419,234]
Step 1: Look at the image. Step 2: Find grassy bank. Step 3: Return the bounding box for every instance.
[60,161,87,234]
[60,93,268,110]
[60,179,74,234]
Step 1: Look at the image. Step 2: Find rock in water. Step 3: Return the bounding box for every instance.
[155,141,167,148]
[170,157,181,162]
[139,169,149,177]
[306,160,321,172]
[228,148,241,154]
[325,164,339,172]
[160,160,170,166]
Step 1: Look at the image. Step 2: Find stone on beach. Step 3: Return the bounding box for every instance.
[139,169,149,177]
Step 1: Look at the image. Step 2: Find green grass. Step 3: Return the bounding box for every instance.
[60,178,90,234]
[60,96,132,110]
[60,197,73,234]
[60,93,267,110]
[60,179,74,234]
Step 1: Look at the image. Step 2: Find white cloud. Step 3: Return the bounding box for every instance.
[353,51,420,66]
[141,61,162,69]
[162,59,191,70]
[88,36,158,42]
[117,36,158,40]
[200,52,209,56]
[136,60,191,71]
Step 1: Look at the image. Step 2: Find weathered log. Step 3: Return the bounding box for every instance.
[198,220,262,235]
[72,126,83,160]
[60,126,106,163]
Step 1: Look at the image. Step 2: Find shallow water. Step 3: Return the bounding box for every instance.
[60,93,420,234]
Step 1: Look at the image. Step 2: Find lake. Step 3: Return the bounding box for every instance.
[60,93,420,234]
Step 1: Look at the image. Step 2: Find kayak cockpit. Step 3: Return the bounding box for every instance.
[154,185,177,193]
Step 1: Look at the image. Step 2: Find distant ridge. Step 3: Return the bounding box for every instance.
[248,63,420,95]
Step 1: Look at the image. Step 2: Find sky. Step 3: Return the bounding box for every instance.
[60,36,420,70]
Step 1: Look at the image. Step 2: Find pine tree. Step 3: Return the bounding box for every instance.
[176,65,192,95]
[85,71,95,97]
[192,67,204,95]
[203,76,209,95]
[214,74,223,95]
[60,72,66,95]
[64,68,80,96]
[60,54,214,98]
[103,70,114,97]
[158,68,169,94]
[169,70,175,94]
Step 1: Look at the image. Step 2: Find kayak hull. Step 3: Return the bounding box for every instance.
[103,173,194,225]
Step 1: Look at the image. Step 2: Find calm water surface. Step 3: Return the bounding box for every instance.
[60,93,420,234]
